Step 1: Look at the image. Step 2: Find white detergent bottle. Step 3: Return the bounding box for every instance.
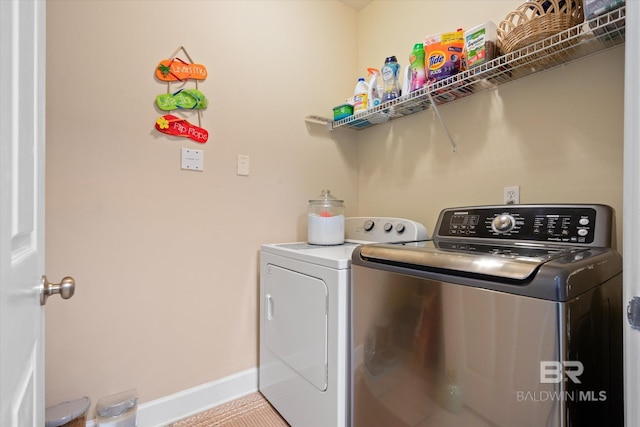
[367,68,382,109]
[401,64,412,97]
[353,78,369,114]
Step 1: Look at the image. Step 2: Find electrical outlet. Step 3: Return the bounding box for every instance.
[504,186,520,204]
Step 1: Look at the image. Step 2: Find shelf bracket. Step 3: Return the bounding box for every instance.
[427,92,457,153]
[305,115,333,131]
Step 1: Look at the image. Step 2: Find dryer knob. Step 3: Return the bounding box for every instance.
[383,222,393,232]
[364,219,375,232]
[396,223,405,234]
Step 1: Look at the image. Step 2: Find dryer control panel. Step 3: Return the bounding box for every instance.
[434,204,614,247]
[345,217,428,242]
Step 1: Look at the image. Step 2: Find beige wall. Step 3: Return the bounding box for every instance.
[44,0,359,414]
[356,1,624,248]
[44,0,624,419]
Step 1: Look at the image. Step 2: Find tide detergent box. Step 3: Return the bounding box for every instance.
[424,29,465,83]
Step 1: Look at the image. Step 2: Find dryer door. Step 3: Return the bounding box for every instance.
[264,264,328,391]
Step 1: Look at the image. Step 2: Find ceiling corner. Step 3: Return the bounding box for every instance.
[339,0,373,11]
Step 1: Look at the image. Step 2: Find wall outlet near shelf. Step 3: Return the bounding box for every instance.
[504,186,520,204]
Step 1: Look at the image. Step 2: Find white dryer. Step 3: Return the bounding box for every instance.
[259,217,427,427]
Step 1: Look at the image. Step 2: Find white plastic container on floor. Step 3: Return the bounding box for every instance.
[96,389,138,427]
[45,397,90,427]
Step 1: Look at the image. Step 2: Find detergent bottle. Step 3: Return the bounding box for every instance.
[353,78,369,114]
[409,42,426,91]
[401,65,412,97]
[381,56,400,102]
[367,68,382,109]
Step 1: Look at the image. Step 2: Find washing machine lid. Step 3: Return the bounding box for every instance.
[357,240,585,282]
[354,205,622,301]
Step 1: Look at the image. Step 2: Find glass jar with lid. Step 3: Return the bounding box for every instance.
[307,190,345,245]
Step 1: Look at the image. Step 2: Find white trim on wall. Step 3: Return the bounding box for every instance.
[623,2,640,425]
[86,368,258,427]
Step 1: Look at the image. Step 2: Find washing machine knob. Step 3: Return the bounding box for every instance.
[383,222,393,232]
[364,219,375,232]
[396,223,405,234]
[492,214,515,233]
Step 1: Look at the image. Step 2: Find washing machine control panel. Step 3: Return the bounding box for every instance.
[434,204,614,247]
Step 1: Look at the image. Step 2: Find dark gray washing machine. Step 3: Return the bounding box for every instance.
[350,204,623,427]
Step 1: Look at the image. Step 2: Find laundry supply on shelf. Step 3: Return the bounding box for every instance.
[401,64,412,97]
[584,0,625,19]
[367,67,382,109]
[353,77,369,114]
[381,55,400,102]
[409,42,427,91]
[332,103,353,120]
[424,29,465,83]
[464,21,498,68]
[584,0,625,39]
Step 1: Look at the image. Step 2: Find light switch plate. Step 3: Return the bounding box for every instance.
[181,148,203,171]
[237,154,250,176]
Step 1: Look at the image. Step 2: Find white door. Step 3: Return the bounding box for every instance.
[624,2,640,425]
[0,1,47,425]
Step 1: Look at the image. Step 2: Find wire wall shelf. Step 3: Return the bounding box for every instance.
[319,6,626,132]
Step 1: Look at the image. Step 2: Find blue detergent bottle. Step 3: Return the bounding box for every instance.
[381,56,400,102]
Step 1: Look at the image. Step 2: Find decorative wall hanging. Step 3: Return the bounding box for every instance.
[155,115,208,143]
[156,58,208,82]
[156,89,208,111]
[154,46,209,143]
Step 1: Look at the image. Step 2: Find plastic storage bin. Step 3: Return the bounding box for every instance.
[464,21,498,68]
[584,0,625,40]
[96,389,138,427]
[45,397,90,427]
[584,0,625,19]
[332,103,353,120]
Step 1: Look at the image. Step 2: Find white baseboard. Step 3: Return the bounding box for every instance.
[86,367,258,427]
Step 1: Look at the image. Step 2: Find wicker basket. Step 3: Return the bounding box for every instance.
[497,0,584,61]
